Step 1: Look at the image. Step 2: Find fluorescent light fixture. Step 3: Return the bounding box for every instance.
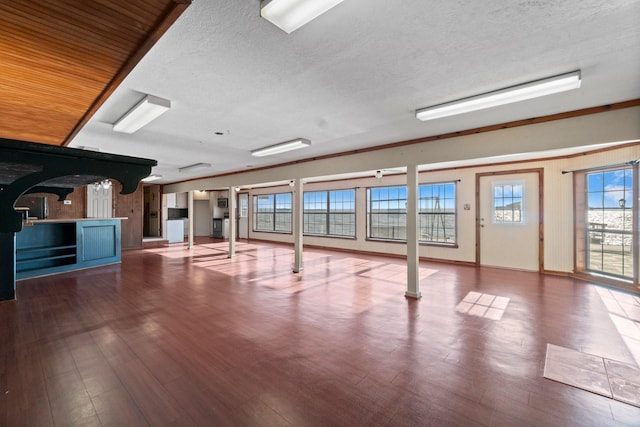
[415,70,581,121]
[178,163,211,173]
[113,95,171,133]
[260,0,344,34]
[142,174,162,182]
[251,138,311,157]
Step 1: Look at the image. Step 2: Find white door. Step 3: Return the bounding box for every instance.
[238,193,249,239]
[87,185,112,218]
[479,172,540,271]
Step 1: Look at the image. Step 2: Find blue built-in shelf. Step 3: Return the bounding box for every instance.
[16,218,122,280]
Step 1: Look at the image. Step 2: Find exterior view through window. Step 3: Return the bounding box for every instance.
[253,193,292,232]
[419,182,456,244]
[586,168,633,278]
[367,183,457,244]
[303,189,355,237]
[493,181,523,223]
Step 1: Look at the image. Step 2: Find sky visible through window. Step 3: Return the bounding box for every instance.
[588,169,633,209]
[586,168,633,278]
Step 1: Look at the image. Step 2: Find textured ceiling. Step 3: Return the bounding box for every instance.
[60,1,640,183]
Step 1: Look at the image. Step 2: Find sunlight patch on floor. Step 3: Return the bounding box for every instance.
[456,291,510,320]
[596,286,640,367]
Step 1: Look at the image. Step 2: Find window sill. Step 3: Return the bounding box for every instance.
[366,238,458,248]
[303,234,356,240]
[252,230,292,235]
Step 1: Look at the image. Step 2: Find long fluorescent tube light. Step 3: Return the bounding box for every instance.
[141,174,162,182]
[178,163,211,173]
[113,95,171,133]
[251,138,311,157]
[415,70,581,121]
[260,0,345,34]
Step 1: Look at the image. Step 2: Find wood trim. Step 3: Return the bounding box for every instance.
[573,163,639,288]
[61,0,192,146]
[420,141,640,175]
[634,163,639,287]
[475,168,544,272]
[543,269,571,277]
[570,271,640,294]
[171,99,640,185]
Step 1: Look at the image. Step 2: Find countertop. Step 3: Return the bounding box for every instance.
[23,217,128,225]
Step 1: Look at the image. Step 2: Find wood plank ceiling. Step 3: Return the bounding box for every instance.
[0,0,190,146]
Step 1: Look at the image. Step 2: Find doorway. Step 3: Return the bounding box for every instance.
[87,185,112,218]
[238,192,249,239]
[143,185,161,237]
[476,169,543,271]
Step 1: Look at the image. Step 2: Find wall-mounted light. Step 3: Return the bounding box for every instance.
[251,138,311,157]
[289,180,295,187]
[375,170,383,179]
[415,70,581,121]
[113,95,171,133]
[260,0,345,34]
[235,187,241,192]
[178,163,211,173]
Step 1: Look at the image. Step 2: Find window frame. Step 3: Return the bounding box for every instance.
[491,180,525,224]
[418,181,458,245]
[583,167,634,279]
[366,182,459,245]
[252,192,292,234]
[366,185,408,242]
[303,188,356,238]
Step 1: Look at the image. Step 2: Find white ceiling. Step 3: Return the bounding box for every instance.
[69,0,640,184]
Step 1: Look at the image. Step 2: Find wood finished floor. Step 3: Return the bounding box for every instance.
[2,238,640,426]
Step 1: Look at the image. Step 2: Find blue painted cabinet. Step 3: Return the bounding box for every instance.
[16,219,122,279]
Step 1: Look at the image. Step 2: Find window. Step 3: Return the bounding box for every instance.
[239,195,248,218]
[367,186,407,240]
[368,183,458,243]
[585,168,633,278]
[493,181,523,223]
[253,193,292,232]
[419,182,456,244]
[303,189,355,237]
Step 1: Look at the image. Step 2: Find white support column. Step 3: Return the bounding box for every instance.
[188,190,194,249]
[228,187,236,258]
[406,164,421,299]
[293,179,303,273]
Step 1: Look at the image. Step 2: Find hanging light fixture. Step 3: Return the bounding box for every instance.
[92,179,112,192]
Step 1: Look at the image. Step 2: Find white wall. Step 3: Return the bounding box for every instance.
[244,144,640,273]
[194,200,211,236]
[163,107,640,272]
[165,107,640,194]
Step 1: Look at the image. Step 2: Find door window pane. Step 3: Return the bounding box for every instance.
[586,168,633,278]
[493,182,523,223]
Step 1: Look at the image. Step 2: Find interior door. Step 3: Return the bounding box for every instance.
[87,185,112,218]
[478,171,541,271]
[238,193,249,239]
